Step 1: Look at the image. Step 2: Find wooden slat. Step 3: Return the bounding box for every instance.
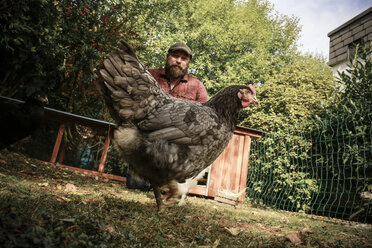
[234,126,264,138]
[58,142,66,164]
[207,134,244,198]
[238,136,252,201]
[56,163,127,182]
[232,135,245,193]
[98,128,112,173]
[214,196,238,206]
[188,185,207,196]
[50,123,65,164]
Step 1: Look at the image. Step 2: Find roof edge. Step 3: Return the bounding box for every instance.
[327,6,372,37]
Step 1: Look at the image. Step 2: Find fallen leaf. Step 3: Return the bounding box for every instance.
[281,216,289,223]
[224,227,241,236]
[38,182,49,187]
[53,194,71,203]
[302,227,315,234]
[199,239,220,248]
[212,239,220,248]
[286,232,305,244]
[65,183,77,192]
[102,225,116,235]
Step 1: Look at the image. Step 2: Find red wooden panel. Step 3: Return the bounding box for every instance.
[188,185,207,196]
[98,129,112,173]
[50,123,65,164]
[238,136,252,201]
[207,134,246,198]
[56,163,127,182]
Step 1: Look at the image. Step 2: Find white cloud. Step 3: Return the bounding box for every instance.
[268,0,371,59]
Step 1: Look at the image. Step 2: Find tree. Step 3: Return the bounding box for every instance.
[241,54,334,130]
[1,0,311,121]
[136,0,302,95]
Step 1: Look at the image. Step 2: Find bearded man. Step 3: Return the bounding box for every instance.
[126,42,208,191]
[148,42,208,103]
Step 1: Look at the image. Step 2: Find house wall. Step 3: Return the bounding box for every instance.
[328,7,372,76]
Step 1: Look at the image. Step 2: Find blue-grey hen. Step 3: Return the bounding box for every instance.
[96,40,258,210]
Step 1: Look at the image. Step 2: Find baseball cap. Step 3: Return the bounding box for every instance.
[168,42,192,58]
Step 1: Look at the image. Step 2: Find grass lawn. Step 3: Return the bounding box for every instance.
[0,150,371,247]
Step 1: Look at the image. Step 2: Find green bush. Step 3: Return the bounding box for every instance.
[0,0,140,118]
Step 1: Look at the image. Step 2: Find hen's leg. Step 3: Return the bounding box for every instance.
[152,184,164,211]
[163,180,180,205]
[178,194,187,206]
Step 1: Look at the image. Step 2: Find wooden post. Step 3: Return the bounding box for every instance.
[238,135,252,202]
[98,127,112,174]
[58,142,66,164]
[50,123,65,164]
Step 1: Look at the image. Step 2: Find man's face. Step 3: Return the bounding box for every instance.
[165,51,190,79]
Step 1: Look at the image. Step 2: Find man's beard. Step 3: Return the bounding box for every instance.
[165,61,188,79]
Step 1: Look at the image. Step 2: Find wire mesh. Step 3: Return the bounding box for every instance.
[246,115,372,223]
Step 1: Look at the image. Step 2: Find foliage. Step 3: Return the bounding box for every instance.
[247,127,318,213]
[330,41,372,116]
[0,0,156,118]
[312,41,372,219]
[247,41,371,222]
[136,0,302,95]
[241,54,334,130]
[242,54,333,212]
[317,40,371,179]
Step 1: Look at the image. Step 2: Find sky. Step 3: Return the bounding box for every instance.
[268,0,371,60]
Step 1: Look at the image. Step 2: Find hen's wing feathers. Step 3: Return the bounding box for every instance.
[98,41,169,124]
[139,100,223,146]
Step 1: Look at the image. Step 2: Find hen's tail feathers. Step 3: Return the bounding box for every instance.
[97,40,168,124]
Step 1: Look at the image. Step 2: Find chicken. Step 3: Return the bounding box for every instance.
[0,91,48,150]
[97,40,258,210]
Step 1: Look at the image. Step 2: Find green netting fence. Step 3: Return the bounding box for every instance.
[246,114,372,223]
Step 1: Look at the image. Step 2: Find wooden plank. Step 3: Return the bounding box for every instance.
[56,163,127,182]
[234,126,264,138]
[50,123,65,164]
[58,142,66,164]
[188,185,207,196]
[238,136,252,201]
[207,134,244,198]
[44,107,115,132]
[231,135,245,193]
[207,139,231,197]
[98,128,112,173]
[215,196,238,206]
